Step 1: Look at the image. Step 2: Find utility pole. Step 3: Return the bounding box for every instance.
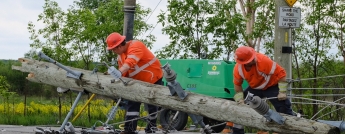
[123,0,136,41]
[274,0,291,81]
[274,0,300,100]
[274,0,290,67]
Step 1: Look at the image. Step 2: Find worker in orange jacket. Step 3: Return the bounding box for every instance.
[106,32,163,134]
[231,46,293,134]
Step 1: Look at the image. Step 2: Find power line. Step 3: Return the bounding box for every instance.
[144,0,162,23]
[141,10,168,39]
[147,10,167,35]
[138,0,162,39]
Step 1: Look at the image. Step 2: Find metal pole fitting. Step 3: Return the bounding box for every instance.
[188,113,212,134]
[318,120,345,132]
[37,51,82,80]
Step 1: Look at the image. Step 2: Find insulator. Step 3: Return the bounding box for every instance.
[164,73,177,82]
[162,63,177,82]
[248,96,269,115]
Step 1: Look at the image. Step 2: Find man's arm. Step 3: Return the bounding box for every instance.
[234,84,243,93]
[277,76,288,100]
[279,77,287,82]
[233,64,244,90]
[119,65,130,75]
[119,41,144,75]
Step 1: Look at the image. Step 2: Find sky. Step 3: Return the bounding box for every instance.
[0,0,169,60]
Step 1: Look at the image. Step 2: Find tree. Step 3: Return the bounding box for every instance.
[0,61,25,94]
[156,0,214,59]
[74,0,110,10]
[293,0,339,118]
[0,76,11,95]
[156,0,276,60]
[237,0,275,53]
[204,0,245,60]
[28,0,155,70]
[327,1,345,65]
[27,0,72,65]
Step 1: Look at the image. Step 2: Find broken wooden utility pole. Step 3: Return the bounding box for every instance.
[12,58,339,134]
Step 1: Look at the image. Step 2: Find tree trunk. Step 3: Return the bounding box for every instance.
[12,58,339,134]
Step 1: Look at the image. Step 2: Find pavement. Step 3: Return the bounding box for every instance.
[0,125,209,134]
[0,125,258,134]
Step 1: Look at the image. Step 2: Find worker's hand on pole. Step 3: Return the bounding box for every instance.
[234,92,244,104]
[277,82,288,100]
[108,66,122,79]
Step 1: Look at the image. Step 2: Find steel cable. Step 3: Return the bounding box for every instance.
[310,96,345,120]
[264,96,345,107]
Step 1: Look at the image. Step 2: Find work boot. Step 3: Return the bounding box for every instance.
[256,130,269,134]
[221,128,232,134]
[221,125,232,134]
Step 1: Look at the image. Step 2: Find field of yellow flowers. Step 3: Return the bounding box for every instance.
[0,98,150,128]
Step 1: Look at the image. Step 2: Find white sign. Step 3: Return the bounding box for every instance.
[208,71,220,75]
[208,61,221,65]
[279,7,301,28]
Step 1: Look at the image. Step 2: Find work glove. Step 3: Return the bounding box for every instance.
[234,92,244,104]
[107,66,122,79]
[56,87,69,93]
[277,82,288,101]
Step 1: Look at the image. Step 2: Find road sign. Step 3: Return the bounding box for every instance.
[285,0,297,7]
[278,7,301,28]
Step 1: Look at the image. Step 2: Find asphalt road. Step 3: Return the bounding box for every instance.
[0,125,258,134]
[0,125,210,134]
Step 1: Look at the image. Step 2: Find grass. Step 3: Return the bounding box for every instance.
[0,95,132,128]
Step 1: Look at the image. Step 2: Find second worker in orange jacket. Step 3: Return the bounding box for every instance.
[231,46,293,134]
[106,32,163,134]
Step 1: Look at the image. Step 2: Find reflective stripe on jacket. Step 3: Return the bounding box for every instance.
[233,53,286,90]
[117,40,163,84]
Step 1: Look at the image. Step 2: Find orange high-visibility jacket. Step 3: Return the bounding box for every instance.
[117,40,163,84]
[233,53,286,90]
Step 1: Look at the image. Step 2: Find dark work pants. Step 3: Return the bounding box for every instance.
[124,78,163,133]
[232,84,293,134]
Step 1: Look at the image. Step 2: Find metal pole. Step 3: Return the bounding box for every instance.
[104,98,122,125]
[37,51,82,80]
[59,92,83,132]
[123,0,136,41]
